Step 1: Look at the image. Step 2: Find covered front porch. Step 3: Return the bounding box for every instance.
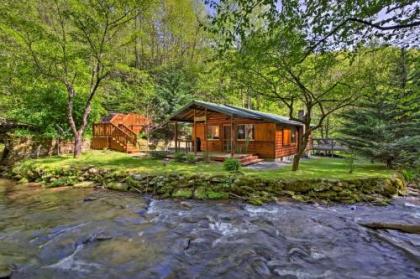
[169,101,268,165]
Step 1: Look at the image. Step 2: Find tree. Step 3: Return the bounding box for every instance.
[339,48,420,168]
[237,30,368,170]
[1,0,147,157]
[206,0,420,52]
[205,0,419,170]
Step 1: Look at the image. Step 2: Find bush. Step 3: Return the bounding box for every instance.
[185,153,196,163]
[224,158,241,172]
[400,168,419,183]
[150,151,167,159]
[174,152,186,162]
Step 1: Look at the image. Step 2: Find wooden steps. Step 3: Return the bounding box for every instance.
[92,122,139,154]
[210,154,263,166]
[238,154,264,166]
[126,143,139,153]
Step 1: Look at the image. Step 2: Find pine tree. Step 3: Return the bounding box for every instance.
[339,48,420,169]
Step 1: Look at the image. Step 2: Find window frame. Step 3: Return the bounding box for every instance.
[236,124,255,141]
[283,128,291,146]
[283,127,297,146]
[291,127,297,144]
[207,125,220,140]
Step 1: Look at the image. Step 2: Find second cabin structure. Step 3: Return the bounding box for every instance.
[170,100,304,164]
[91,113,150,153]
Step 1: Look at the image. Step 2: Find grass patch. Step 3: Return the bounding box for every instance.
[250,157,393,180]
[16,150,394,180]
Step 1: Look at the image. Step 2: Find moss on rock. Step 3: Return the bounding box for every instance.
[9,163,406,206]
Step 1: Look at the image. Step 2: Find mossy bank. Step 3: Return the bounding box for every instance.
[5,163,407,206]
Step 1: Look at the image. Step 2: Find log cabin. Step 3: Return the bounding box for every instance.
[91,113,150,153]
[169,100,304,164]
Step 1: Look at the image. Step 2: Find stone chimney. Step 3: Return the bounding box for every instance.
[298,110,305,121]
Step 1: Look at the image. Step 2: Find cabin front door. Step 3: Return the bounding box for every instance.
[223,125,232,153]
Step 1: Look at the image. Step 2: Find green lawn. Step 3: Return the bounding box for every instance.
[17,150,394,180]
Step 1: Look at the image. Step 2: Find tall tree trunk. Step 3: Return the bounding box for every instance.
[66,83,92,158]
[0,137,10,165]
[292,126,311,171]
[74,132,83,158]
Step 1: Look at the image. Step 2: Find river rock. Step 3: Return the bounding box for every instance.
[180,201,193,209]
[283,181,313,193]
[210,175,226,183]
[0,265,11,279]
[88,168,99,175]
[252,260,271,276]
[95,232,113,241]
[106,182,129,191]
[132,174,144,181]
[75,181,96,188]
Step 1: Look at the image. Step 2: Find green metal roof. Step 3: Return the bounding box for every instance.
[169,100,303,126]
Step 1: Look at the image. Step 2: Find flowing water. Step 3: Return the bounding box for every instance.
[0,178,419,279]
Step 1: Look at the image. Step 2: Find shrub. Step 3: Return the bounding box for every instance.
[224,158,241,172]
[150,151,167,159]
[174,152,186,162]
[185,153,196,163]
[400,168,419,183]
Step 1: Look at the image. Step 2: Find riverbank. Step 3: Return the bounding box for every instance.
[3,150,406,205]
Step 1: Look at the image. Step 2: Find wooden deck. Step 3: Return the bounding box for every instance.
[311,138,348,156]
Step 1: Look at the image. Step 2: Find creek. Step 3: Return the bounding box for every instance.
[0,178,419,278]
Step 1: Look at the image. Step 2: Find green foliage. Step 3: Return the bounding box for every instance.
[185,153,196,163]
[48,176,78,187]
[339,48,420,169]
[174,152,186,162]
[400,169,418,183]
[207,1,418,51]
[149,151,168,159]
[223,158,241,172]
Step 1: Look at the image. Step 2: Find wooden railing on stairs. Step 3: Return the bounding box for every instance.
[118,124,137,144]
[92,123,138,152]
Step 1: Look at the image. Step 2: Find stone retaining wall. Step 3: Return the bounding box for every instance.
[7,164,407,205]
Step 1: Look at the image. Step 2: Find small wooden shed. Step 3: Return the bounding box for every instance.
[169,100,303,161]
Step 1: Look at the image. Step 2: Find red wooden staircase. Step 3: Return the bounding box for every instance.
[91,113,149,153]
[91,123,139,153]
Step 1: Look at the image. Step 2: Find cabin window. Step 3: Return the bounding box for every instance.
[291,127,296,143]
[283,127,297,145]
[207,125,220,140]
[237,124,255,140]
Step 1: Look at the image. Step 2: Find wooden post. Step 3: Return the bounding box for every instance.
[174,121,178,152]
[230,115,234,157]
[193,108,197,156]
[205,108,209,161]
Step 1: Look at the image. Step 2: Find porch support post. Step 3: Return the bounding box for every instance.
[193,108,197,156]
[174,121,178,152]
[230,114,234,157]
[205,108,209,161]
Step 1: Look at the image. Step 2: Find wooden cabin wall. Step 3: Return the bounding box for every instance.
[275,125,298,158]
[246,123,276,158]
[192,111,276,158]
